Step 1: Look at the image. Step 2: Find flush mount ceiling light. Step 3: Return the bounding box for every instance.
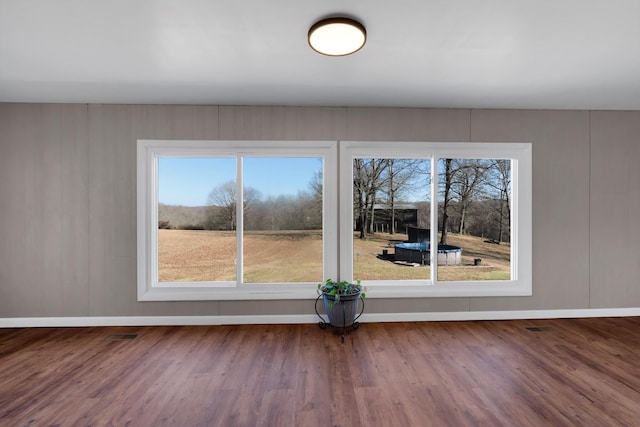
[308,17,366,56]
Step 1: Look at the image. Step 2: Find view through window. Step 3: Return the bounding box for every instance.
[139,140,530,300]
[437,158,511,281]
[351,157,511,283]
[158,157,237,282]
[157,156,324,284]
[353,158,432,280]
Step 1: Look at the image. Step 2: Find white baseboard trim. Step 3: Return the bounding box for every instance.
[1,307,640,328]
[362,307,640,323]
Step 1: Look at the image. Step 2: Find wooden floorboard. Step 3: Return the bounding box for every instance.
[2,318,640,426]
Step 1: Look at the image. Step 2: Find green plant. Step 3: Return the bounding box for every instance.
[317,279,366,308]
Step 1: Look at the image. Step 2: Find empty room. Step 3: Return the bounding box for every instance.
[1,1,640,426]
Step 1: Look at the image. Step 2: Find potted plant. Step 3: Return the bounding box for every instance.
[315,279,366,341]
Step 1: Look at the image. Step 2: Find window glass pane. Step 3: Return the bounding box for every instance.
[157,157,237,282]
[243,157,324,283]
[437,158,511,281]
[353,158,432,280]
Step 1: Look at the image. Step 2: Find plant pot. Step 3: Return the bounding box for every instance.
[322,291,362,327]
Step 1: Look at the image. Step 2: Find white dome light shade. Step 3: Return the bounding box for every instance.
[308,18,366,56]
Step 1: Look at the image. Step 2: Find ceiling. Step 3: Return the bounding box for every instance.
[1,0,639,110]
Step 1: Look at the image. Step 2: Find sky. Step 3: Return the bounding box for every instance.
[158,157,322,206]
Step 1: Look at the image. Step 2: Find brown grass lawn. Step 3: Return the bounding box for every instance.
[158,229,323,282]
[158,229,510,283]
[158,230,237,282]
[243,230,323,282]
[354,232,511,281]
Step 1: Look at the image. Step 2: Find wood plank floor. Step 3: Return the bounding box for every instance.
[2,318,640,426]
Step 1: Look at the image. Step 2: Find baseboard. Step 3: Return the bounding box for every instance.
[362,307,640,322]
[2,307,640,328]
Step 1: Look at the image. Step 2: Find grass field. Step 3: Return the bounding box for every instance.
[158,229,323,282]
[158,229,510,283]
[353,232,510,281]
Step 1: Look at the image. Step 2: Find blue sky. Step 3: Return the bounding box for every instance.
[159,157,322,206]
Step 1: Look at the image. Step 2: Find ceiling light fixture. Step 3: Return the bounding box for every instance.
[308,17,366,56]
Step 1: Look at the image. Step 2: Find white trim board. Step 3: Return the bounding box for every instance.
[2,308,640,328]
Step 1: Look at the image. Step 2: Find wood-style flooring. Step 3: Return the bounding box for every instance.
[2,317,640,426]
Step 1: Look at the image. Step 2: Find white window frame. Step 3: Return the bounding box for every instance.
[339,141,532,298]
[137,140,338,301]
[138,140,531,301]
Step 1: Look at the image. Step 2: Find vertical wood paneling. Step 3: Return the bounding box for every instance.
[2,103,639,319]
[0,104,89,316]
[297,107,348,140]
[34,106,64,315]
[132,105,219,140]
[17,105,63,316]
[469,110,591,311]
[0,104,30,316]
[590,111,640,307]
[88,105,137,315]
[0,104,10,314]
[60,104,90,316]
[219,106,298,139]
[87,105,222,316]
[345,108,471,141]
[219,106,347,140]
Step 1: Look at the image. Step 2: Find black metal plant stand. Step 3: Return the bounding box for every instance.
[315,294,365,343]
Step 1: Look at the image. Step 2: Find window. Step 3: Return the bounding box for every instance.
[339,142,531,298]
[138,140,531,301]
[137,140,338,301]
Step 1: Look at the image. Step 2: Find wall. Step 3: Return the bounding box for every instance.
[0,104,639,319]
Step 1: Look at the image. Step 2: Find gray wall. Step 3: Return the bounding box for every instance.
[0,104,639,318]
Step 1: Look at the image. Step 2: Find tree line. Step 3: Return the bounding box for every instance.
[354,158,511,244]
[160,158,511,244]
[203,178,322,231]
[159,172,323,231]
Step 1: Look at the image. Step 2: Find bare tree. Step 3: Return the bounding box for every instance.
[206,181,236,230]
[353,159,387,239]
[384,159,422,234]
[308,170,323,229]
[451,159,489,234]
[353,159,368,239]
[488,159,511,243]
[439,159,454,245]
[242,186,262,229]
[206,181,261,230]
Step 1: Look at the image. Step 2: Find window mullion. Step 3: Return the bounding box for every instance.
[430,156,438,284]
[236,155,244,287]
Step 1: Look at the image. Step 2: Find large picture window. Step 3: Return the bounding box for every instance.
[137,140,338,301]
[138,140,531,301]
[339,142,531,298]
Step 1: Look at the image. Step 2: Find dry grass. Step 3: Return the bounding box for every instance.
[353,232,511,281]
[158,229,323,282]
[158,230,237,282]
[243,230,323,282]
[159,229,510,283]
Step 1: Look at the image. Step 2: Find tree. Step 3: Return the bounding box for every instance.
[353,159,387,239]
[486,159,511,243]
[439,159,454,245]
[242,186,262,228]
[383,159,422,234]
[307,170,323,229]
[451,159,489,234]
[205,181,261,230]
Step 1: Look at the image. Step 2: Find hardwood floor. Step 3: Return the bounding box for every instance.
[2,318,640,426]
